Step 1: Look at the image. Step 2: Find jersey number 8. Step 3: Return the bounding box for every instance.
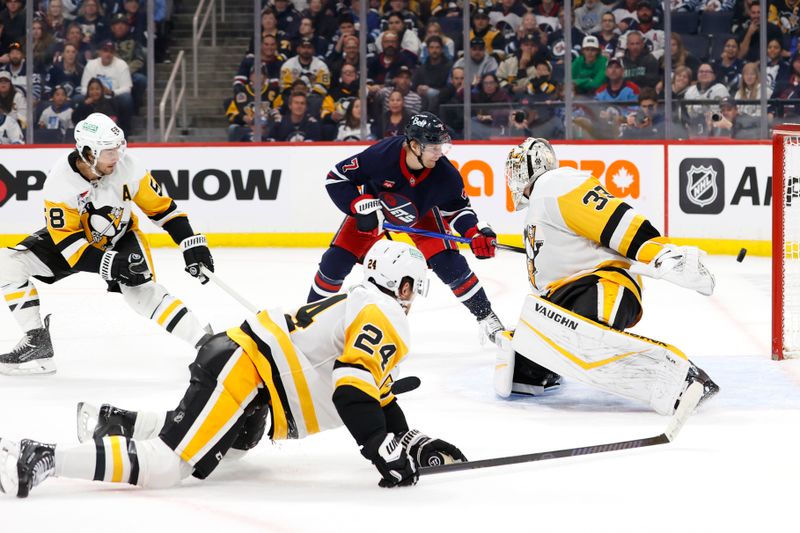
[48,207,66,229]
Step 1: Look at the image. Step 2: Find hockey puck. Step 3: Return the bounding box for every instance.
[391,376,421,395]
[737,248,747,262]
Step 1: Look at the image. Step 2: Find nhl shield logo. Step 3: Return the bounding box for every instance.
[685,165,718,207]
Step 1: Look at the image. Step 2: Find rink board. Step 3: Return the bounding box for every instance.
[0,141,771,255]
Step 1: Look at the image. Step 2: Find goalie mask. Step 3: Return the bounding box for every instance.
[74,113,127,177]
[505,137,557,211]
[363,240,429,310]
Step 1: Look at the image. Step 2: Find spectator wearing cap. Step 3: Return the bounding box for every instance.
[497,32,546,95]
[292,17,328,58]
[515,60,563,138]
[63,22,94,66]
[490,0,526,32]
[74,0,109,46]
[109,13,146,110]
[587,56,640,137]
[412,35,452,111]
[302,0,337,40]
[711,96,760,139]
[573,35,608,95]
[621,86,663,139]
[367,31,414,87]
[37,85,74,136]
[1,42,43,104]
[619,31,659,89]
[274,0,302,40]
[235,35,285,98]
[420,21,455,62]
[593,11,620,58]
[623,1,665,55]
[737,2,784,63]
[0,69,26,129]
[684,62,730,134]
[471,8,506,60]
[281,37,332,106]
[80,40,134,130]
[376,11,421,58]
[45,42,84,102]
[575,0,610,34]
[379,65,421,114]
[454,36,499,87]
[0,0,26,45]
[267,91,321,141]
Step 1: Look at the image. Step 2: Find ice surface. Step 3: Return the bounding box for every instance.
[1,249,797,532]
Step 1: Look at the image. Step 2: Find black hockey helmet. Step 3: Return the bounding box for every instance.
[404,112,451,147]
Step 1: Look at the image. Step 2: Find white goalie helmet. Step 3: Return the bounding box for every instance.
[74,113,126,171]
[505,137,558,211]
[363,240,430,307]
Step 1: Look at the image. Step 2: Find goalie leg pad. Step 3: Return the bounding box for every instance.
[513,295,691,415]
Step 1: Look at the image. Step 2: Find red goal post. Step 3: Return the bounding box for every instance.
[773,124,800,360]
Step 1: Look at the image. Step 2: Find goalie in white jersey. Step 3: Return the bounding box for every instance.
[0,113,214,375]
[0,241,466,498]
[495,138,719,415]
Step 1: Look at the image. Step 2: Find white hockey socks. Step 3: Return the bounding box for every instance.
[120,283,207,346]
[2,281,42,333]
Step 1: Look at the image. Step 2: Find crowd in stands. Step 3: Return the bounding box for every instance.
[225,0,800,141]
[0,0,174,144]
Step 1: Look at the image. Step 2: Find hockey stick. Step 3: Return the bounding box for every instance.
[382,222,526,253]
[200,265,259,314]
[419,381,704,476]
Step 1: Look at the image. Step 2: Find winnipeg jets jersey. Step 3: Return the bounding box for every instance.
[523,166,669,299]
[226,283,410,441]
[42,151,185,268]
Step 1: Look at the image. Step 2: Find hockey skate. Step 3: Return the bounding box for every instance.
[0,438,55,498]
[478,311,505,345]
[680,363,720,408]
[0,315,55,376]
[76,402,137,443]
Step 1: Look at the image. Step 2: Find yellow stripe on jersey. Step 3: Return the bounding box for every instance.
[336,304,408,399]
[110,436,124,482]
[636,237,672,264]
[255,312,320,435]
[67,242,91,266]
[618,214,646,258]
[227,326,289,440]
[4,290,25,301]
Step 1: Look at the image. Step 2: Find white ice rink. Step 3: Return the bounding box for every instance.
[1,248,798,532]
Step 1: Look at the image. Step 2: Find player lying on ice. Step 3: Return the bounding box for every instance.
[494,138,720,415]
[0,241,466,498]
[0,113,214,375]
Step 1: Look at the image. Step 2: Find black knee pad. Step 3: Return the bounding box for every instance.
[231,388,270,451]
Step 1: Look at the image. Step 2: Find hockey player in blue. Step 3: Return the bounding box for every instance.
[308,112,505,342]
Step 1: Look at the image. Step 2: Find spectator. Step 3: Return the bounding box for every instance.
[612,0,639,33]
[281,37,331,99]
[268,91,322,141]
[32,18,59,73]
[622,86,663,138]
[669,64,694,137]
[454,36,499,87]
[712,37,743,91]
[672,65,694,100]
[2,42,42,104]
[328,34,359,84]
[420,21,455,62]
[438,65,464,135]
[516,60,562,138]
[622,1,664,56]
[767,38,791,95]
[120,0,147,45]
[235,35,285,98]
[585,57,639,138]
[62,0,81,21]
[326,12,362,63]
[46,0,67,39]
[226,66,276,142]
[249,7,291,57]
[771,51,800,119]
[0,0,25,45]
[273,0,302,39]
[376,11,421,58]
[677,0,736,11]
[381,0,419,32]
[63,22,95,65]
[506,12,544,56]
[534,0,560,32]
[497,33,545,95]
[620,31,659,89]
[0,69,25,128]
[0,109,22,142]
[685,62,730,135]
[45,42,84,102]
[75,0,108,46]
[775,0,800,41]
[573,35,608,95]
[711,96,761,138]
[575,0,610,34]
[72,76,119,124]
[412,36,452,111]
[109,13,146,110]
[737,1,783,62]
[292,16,328,58]
[336,98,373,140]
[471,8,505,59]
[330,63,359,104]
[302,0,337,40]
[472,72,511,139]
[380,65,421,114]
[732,62,763,117]
[80,41,133,131]
[37,85,74,135]
[376,89,411,137]
[367,31,414,87]
[670,33,701,77]
[547,7,588,66]
[490,0,526,32]
[594,11,621,58]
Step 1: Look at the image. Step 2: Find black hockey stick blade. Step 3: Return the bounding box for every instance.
[493,242,525,254]
[420,382,704,476]
[391,376,421,395]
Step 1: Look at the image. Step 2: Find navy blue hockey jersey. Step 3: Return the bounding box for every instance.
[325,136,478,236]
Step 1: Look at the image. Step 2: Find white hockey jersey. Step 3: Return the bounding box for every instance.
[226,283,411,441]
[43,151,185,268]
[523,166,670,303]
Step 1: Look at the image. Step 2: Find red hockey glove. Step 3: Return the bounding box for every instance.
[351,195,385,235]
[465,223,496,259]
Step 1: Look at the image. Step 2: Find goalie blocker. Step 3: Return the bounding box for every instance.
[495,295,716,415]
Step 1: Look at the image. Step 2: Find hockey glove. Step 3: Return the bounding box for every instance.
[635,245,715,296]
[351,195,385,235]
[400,429,467,467]
[465,222,497,259]
[180,235,214,284]
[99,251,151,286]
[361,432,418,488]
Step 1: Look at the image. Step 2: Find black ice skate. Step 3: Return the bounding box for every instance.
[0,315,55,376]
[0,438,56,498]
[478,311,505,345]
[76,402,137,443]
[675,363,720,411]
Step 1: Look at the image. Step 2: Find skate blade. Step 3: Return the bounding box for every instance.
[0,438,20,497]
[76,402,100,443]
[0,359,56,376]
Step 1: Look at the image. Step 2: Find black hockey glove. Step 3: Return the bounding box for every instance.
[180,235,214,284]
[400,429,467,467]
[351,195,385,235]
[100,251,151,286]
[361,432,418,488]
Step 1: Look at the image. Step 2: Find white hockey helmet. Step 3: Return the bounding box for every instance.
[363,240,429,307]
[505,137,558,211]
[74,113,126,167]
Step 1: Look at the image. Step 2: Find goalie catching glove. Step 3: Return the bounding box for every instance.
[634,245,715,296]
[180,235,214,284]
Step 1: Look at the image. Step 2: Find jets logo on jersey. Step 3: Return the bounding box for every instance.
[342,158,359,172]
[378,192,418,226]
[81,203,126,248]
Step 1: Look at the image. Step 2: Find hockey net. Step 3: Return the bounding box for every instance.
[773,124,800,360]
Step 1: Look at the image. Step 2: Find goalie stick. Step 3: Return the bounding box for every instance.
[419,381,704,476]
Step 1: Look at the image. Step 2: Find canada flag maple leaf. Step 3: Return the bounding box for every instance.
[611,165,635,193]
